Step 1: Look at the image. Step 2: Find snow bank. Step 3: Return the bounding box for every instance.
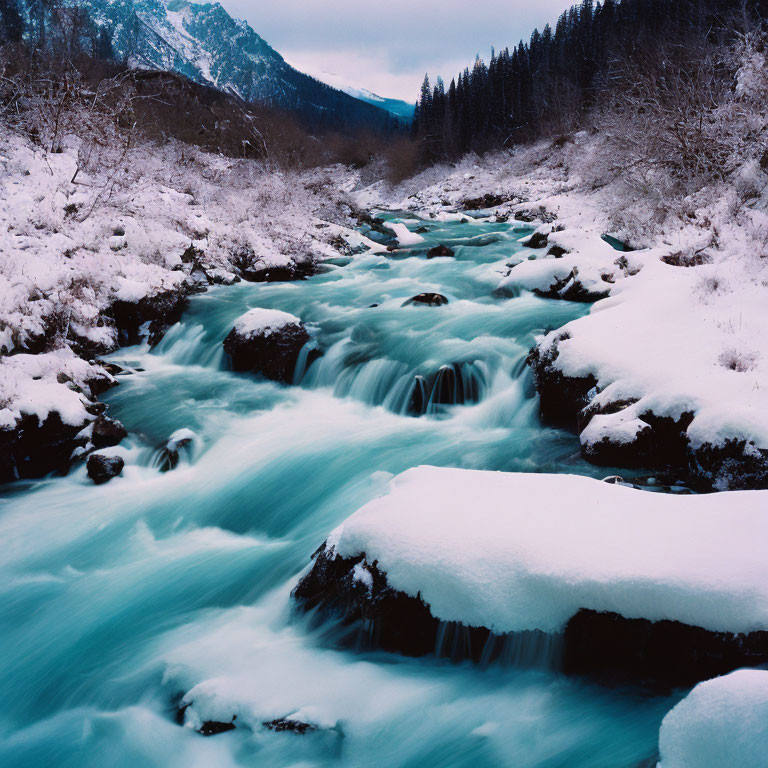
[330,466,768,635]
[0,349,106,430]
[233,308,302,337]
[658,670,768,768]
[0,127,370,452]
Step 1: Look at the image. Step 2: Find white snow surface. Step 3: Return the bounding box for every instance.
[232,308,302,337]
[658,670,768,768]
[329,466,768,635]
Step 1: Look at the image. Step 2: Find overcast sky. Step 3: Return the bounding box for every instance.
[215,1,576,102]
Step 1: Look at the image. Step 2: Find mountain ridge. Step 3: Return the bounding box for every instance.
[17,0,408,132]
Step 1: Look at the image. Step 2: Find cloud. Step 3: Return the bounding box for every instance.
[216,0,576,101]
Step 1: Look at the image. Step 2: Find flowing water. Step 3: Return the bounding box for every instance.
[0,213,680,767]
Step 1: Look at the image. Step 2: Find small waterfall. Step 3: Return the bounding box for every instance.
[153,322,224,369]
[435,622,564,670]
[425,362,487,415]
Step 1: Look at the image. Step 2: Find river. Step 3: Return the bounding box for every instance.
[0,212,679,767]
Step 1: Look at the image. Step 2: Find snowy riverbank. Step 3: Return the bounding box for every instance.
[356,111,768,489]
[0,129,378,480]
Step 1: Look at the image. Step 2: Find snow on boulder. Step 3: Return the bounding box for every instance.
[0,350,112,483]
[223,308,310,383]
[294,466,768,681]
[498,230,643,302]
[657,670,768,768]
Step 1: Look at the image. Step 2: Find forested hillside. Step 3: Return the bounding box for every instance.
[414,0,767,161]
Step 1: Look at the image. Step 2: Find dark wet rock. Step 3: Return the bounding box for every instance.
[181,244,204,264]
[294,545,768,686]
[547,244,568,258]
[223,316,310,384]
[238,262,315,283]
[96,359,126,376]
[514,211,536,222]
[293,544,441,657]
[462,193,508,210]
[523,231,549,249]
[689,439,768,491]
[601,475,626,485]
[527,334,597,429]
[111,288,189,348]
[532,267,611,303]
[406,364,484,416]
[87,374,118,397]
[407,375,428,416]
[91,415,127,449]
[0,412,90,484]
[579,401,694,471]
[426,244,455,259]
[175,704,237,736]
[199,719,237,736]
[661,250,713,267]
[402,293,448,307]
[354,209,395,239]
[563,609,768,687]
[264,718,318,735]
[430,363,482,407]
[86,453,124,484]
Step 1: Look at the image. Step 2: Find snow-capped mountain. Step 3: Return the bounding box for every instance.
[24,0,405,130]
[300,67,416,122]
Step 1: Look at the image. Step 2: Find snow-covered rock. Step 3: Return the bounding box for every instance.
[223,308,309,383]
[294,466,768,680]
[658,670,768,768]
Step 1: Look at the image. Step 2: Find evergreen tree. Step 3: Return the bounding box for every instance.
[413,0,761,162]
[0,0,25,43]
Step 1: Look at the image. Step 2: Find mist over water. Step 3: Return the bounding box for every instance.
[0,213,678,767]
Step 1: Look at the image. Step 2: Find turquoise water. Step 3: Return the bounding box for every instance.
[0,213,678,767]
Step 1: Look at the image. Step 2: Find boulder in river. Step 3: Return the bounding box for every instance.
[402,293,448,307]
[0,412,90,484]
[426,244,455,259]
[527,332,597,429]
[87,453,124,484]
[223,308,310,383]
[111,288,189,348]
[155,428,197,472]
[293,542,768,686]
[91,415,127,449]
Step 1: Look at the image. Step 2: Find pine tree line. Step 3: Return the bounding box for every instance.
[413,0,767,161]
